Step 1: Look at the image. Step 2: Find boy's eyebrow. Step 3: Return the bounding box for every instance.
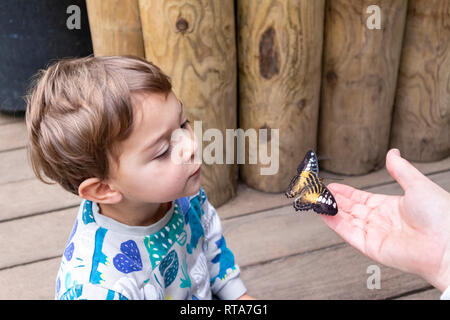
[140,100,183,156]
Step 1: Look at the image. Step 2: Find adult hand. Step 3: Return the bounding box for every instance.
[321,149,450,291]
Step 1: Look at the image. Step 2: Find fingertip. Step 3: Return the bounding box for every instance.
[326,182,355,198]
[386,147,424,190]
[326,182,345,193]
[388,148,401,158]
[386,148,403,172]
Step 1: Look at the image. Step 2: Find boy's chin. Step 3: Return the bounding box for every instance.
[185,175,202,196]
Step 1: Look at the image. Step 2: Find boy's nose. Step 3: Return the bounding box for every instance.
[172,129,199,164]
[190,133,199,160]
[184,131,199,163]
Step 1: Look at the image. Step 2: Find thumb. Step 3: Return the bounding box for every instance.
[385,148,425,191]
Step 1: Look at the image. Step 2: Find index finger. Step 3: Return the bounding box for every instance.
[327,183,372,206]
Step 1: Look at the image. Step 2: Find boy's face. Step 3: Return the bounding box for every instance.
[108,91,201,204]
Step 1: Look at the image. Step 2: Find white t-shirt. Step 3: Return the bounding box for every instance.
[55,187,246,300]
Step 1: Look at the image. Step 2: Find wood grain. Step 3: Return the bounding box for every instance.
[0,178,79,222]
[396,287,442,300]
[0,208,76,270]
[0,121,27,152]
[238,0,325,192]
[0,258,60,300]
[241,244,429,299]
[138,0,238,207]
[86,0,145,57]
[319,0,407,174]
[0,112,22,126]
[390,0,450,161]
[0,148,34,185]
[223,206,342,268]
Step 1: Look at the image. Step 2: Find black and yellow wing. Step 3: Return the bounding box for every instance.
[285,150,319,198]
[285,150,338,216]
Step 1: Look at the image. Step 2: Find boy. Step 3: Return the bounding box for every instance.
[25,55,252,300]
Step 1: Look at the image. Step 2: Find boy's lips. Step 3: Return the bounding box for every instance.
[190,165,201,177]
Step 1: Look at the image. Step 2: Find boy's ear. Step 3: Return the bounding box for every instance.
[78,177,122,204]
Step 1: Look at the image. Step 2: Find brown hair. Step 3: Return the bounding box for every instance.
[25,55,172,196]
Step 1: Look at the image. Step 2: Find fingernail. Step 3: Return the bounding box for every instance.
[392,148,401,157]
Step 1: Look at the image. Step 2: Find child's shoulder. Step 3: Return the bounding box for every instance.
[55,199,114,299]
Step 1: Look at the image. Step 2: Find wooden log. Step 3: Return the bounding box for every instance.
[86,0,145,57]
[319,0,407,175]
[238,0,325,192]
[138,0,238,207]
[390,0,450,162]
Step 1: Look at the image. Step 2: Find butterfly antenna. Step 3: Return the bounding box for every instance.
[316,154,331,161]
[319,174,345,181]
[322,176,345,181]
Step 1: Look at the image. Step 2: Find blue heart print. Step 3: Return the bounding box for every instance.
[176,197,190,223]
[159,250,179,287]
[63,220,78,261]
[64,242,74,261]
[113,240,143,274]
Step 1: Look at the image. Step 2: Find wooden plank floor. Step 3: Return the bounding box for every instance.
[0,111,448,300]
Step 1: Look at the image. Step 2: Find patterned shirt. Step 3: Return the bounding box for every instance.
[55,187,246,300]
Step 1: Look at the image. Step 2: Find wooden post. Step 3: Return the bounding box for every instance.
[390,0,450,161]
[238,0,325,192]
[138,0,238,207]
[86,0,145,57]
[319,0,407,175]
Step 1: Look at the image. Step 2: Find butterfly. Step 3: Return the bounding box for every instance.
[285,149,338,215]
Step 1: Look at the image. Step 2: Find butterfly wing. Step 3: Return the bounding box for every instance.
[292,185,338,216]
[293,195,314,212]
[296,149,319,176]
[285,172,302,198]
[312,186,338,215]
[287,149,338,216]
[285,150,319,198]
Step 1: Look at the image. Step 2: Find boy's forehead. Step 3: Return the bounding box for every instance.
[132,91,177,126]
[132,91,174,110]
[126,91,181,148]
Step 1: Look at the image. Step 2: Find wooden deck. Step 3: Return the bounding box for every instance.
[0,111,449,300]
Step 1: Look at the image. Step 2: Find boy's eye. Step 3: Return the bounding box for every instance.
[156,146,170,159]
[155,120,190,160]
